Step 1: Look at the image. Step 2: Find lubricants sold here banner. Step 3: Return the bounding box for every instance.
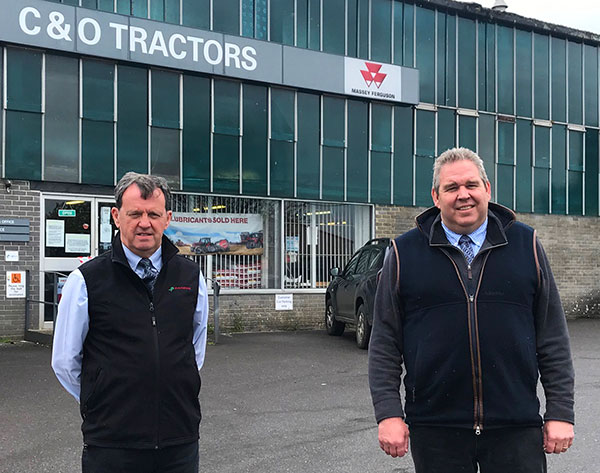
[165,213,264,256]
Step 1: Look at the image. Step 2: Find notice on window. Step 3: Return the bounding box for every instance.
[6,271,26,298]
[46,220,65,247]
[100,224,112,243]
[275,294,293,311]
[65,234,90,254]
[101,207,111,225]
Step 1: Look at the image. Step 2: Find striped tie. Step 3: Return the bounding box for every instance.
[138,258,158,293]
[459,235,475,264]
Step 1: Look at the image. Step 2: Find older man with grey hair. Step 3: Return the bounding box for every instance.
[368,147,574,472]
[52,172,208,473]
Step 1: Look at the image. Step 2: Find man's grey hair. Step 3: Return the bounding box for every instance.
[432,147,489,194]
[114,172,172,210]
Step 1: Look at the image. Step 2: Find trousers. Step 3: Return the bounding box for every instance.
[82,441,199,473]
[410,426,547,473]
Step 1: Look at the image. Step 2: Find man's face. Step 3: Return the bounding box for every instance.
[431,160,491,235]
[111,184,172,258]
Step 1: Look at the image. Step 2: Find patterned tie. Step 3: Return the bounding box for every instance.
[138,258,158,293]
[459,235,475,265]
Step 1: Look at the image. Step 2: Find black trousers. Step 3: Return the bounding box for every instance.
[410,426,547,473]
[82,441,199,473]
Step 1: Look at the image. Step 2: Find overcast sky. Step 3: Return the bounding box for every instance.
[453,0,600,35]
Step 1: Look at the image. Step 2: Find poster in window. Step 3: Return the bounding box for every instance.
[165,213,264,256]
[65,234,91,254]
[46,220,65,247]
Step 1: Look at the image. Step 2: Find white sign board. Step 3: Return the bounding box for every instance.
[344,57,402,102]
[5,250,19,262]
[65,233,91,254]
[6,271,26,298]
[275,294,293,311]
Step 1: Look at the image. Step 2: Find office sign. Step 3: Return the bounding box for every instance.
[0,0,419,105]
[0,218,30,242]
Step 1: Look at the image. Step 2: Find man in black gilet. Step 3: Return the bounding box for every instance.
[52,173,209,473]
[368,148,574,473]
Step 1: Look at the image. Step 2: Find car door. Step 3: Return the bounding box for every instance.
[335,250,361,318]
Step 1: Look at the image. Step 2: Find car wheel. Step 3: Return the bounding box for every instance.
[325,299,345,336]
[355,304,371,349]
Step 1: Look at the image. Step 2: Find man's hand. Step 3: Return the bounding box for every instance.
[378,417,409,458]
[543,420,574,454]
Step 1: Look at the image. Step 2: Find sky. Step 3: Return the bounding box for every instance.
[453,0,600,35]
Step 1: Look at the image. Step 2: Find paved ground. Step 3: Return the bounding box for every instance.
[1,319,598,473]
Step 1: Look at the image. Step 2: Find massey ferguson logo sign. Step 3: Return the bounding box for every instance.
[361,62,387,88]
[344,57,404,102]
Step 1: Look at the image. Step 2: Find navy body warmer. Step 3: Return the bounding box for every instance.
[78,235,201,449]
[396,216,540,430]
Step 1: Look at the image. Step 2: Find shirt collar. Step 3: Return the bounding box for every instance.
[122,244,163,273]
[441,218,488,248]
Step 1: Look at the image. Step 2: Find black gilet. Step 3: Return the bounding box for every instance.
[78,234,201,449]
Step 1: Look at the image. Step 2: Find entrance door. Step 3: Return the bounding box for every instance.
[40,196,117,328]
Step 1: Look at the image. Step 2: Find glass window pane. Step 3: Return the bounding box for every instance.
[322,146,344,201]
[323,0,345,55]
[568,41,583,125]
[214,80,240,135]
[371,104,392,152]
[393,1,403,64]
[438,13,456,106]
[458,116,476,151]
[117,65,148,177]
[45,55,79,183]
[82,119,114,185]
[116,0,130,15]
[394,105,413,205]
[347,0,358,57]
[496,164,514,208]
[534,34,550,120]
[213,134,240,194]
[98,0,114,12]
[568,171,583,215]
[132,0,148,18]
[165,0,179,23]
[515,119,532,213]
[271,0,295,46]
[403,3,414,67]
[242,84,267,196]
[296,0,308,48]
[551,38,566,122]
[371,152,391,204]
[152,70,179,129]
[150,0,164,21]
[534,126,550,168]
[415,6,435,104]
[478,114,496,194]
[533,167,550,214]
[297,92,321,200]
[551,125,567,214]
[515,30,532,118]
[182,0,209,29]
[415,155,434,207]
[371,0,391,62]
[83,59,114,122]
[82,0,97,8]
[416,110,435,157]
[270,140,294,197]
[271,88,295,141]
[7,48,42,113]
[478,23,496,113]
[585,45,599,127]
[497,26,514,115]
[183,75,210,192]
[437,108,456,155]
[585,129,599,215]
[347,100,368,202]
[569,131,584,171]
[457,17,476,110]
[255,0,268,40]
[151,127,180,188]
[213,0,240,34]
[308,0,321,51]
[497,121,514,165]
[323,96,345,147]
[241,0,254,37]
[5,111,42,180]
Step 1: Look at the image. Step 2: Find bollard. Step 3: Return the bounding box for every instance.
[213,281,220,344]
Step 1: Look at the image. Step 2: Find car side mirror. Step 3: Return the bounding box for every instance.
[330,267,339,277]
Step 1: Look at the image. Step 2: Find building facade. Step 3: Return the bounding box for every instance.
[1,0,599,339]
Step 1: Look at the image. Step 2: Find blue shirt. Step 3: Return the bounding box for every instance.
[441,219,488,259]
[51,244,209,402]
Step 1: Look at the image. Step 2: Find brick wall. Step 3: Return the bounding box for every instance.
[0,181,40,339]
[374,204,600,319]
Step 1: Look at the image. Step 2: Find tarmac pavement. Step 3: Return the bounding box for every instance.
[1,319,598,473]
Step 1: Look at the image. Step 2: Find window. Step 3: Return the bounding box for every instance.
[533,34,550,120]
[213,80,241,194]
[322,0,345,55]
[568,130,584,215]
[296,93,321,200]
[457,18,476,110]
[415,110,435,206]
[515,119,532,213]
[478,22,496,113]
[497,26,514,115]
[584,45,599,127]
[271,0,295,46]
[515,30,532,118]
[347,100,368,202]
[437,109,456,155]
[242,84,268,196]
[371,0,391,62]
[182,0,209,29]
[322,96,346,201]
[533,126,551,214]
[478,114,496,195]
[551,125,567,214]
[183,75,210,192]
[551,38,567,122]
[497,121,515,208]
[567,42,583,125]
[371,103,392,204]
[458,116,476,151]
[214,0,240,34]
[416,6,435,104]
[585,130,599,215]
[437,12,456,107]
[394,105,414,205]
[270,88,295,197]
